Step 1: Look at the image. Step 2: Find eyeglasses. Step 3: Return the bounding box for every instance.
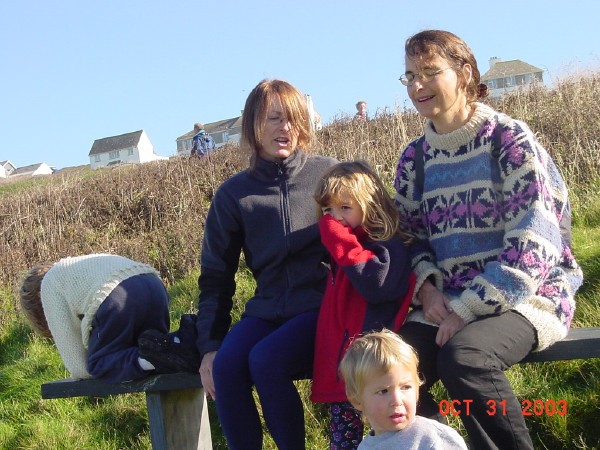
[399,67,451,86]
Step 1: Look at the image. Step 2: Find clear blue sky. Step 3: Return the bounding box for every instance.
[1,1,599,170]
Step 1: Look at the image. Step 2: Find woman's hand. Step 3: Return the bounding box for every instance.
[418,279,453,324]
[199,351,217,400]
[436,312,466,347]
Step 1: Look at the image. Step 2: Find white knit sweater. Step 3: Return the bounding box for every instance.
[40,254,160,379]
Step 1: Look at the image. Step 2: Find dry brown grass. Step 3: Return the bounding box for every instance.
[488,74,600,184]
[0,145,248,292]
[1,71,599,303]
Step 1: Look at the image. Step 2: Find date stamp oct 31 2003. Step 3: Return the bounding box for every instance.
[438,399,568,417]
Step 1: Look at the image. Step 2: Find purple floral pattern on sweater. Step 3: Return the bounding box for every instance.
[394,103,582,350]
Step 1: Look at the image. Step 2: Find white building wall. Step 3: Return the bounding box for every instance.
[90,155,103,170]
[89,131,167,169]
[32,163,54,176]
[137,131,156,163]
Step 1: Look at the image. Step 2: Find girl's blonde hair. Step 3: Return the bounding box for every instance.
[19,263,54,339]
[339,329,422,405]
[314,160,413,243]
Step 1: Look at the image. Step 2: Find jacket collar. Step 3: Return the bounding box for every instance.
[250,149,307,182]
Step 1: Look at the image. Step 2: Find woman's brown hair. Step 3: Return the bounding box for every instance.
[405,29,489,102]
[241,79,315,168]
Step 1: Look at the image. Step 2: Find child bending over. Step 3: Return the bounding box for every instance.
[19,253,199,383]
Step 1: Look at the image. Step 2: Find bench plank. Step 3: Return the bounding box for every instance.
[41,372,202,399]
[40,328,600,449]
[520,327,600,363]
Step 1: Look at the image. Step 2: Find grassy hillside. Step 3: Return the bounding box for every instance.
[1,73,599,449]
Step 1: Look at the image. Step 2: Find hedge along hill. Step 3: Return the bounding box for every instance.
[0,145,249,294]
[0,106,424,299]
[3,71,600,303]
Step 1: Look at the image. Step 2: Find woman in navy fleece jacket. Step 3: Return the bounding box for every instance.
[196,79,337,450]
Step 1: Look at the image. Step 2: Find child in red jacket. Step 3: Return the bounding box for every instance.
[311,161,416,449]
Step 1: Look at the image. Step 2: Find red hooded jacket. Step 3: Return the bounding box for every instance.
[311,214,416,403]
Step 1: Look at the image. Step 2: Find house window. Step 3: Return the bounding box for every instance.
[109,150,120,159]
[94,155,101,162]
[128,148,134,156]
[515,74,534,85]
[504,76,514,87]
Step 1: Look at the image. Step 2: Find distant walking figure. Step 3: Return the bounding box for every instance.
[191,123,216,157]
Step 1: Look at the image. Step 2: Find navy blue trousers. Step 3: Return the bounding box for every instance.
[87,273,170,383]
[212,311,318,450]
[399,311,536,450]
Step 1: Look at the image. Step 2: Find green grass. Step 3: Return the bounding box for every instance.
[0,213,600,450]
[2,74,600,448]
[1,195,600,449]
[1,236,598,449]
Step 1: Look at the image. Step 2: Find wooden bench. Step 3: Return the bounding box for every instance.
[519,327,600,363]
[41,372,211,450]
[40,327,600,449]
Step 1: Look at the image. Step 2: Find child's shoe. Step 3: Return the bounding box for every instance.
[138,314,201,373]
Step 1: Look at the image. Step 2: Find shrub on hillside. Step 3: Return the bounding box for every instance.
[2,72,600,299]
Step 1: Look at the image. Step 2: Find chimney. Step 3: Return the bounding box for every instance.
[489,57,501,69]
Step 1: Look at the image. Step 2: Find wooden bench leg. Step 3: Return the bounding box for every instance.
[146,387,213,450]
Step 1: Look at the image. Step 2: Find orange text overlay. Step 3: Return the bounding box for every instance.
[438,399,568,417]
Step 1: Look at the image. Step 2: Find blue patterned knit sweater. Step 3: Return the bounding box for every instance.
[394,103,583,351]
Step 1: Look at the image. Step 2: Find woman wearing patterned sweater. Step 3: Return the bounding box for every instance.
[394,30,583,449]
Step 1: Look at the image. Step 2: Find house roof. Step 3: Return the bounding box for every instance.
[1,160,16,171]
[177,116,243,141]
[481,60,543,81]
[10,163,48,176]
[89,130,144,156]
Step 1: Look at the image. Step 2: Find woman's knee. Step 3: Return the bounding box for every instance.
[248,345,280,381]
[437,338,492,376]
[213,346,251,383]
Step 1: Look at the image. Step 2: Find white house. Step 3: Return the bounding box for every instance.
[9,162,54,177]
[481,57,544,98]
[0,160,16,178]
[305,94,322,131]
[88,130,168,170]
